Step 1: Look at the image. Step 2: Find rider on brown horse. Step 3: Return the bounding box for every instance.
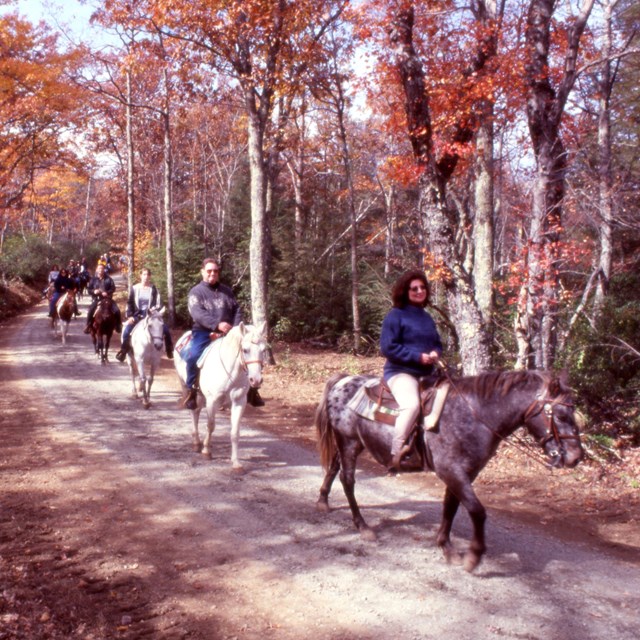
[83,263,122,334]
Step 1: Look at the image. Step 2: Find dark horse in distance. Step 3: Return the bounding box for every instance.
[90,297,117,364]
[315,370,584,572]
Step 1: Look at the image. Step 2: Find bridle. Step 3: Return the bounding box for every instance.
[218,335,265,382]
[523,393,581,450]
[144,315,164,349]
[240,338,265,370]
[438,364,579,467]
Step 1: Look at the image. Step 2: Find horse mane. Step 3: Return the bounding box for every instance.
[219,325,244,360]
[450,370,552,400]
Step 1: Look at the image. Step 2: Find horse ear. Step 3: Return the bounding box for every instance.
[157,306,165,315]
[548,373,566,397]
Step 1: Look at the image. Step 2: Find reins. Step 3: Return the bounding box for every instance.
[436,363,572,468]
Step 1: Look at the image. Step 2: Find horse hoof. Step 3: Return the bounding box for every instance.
[192,443,202,453]
[201,450,212,460]
[316,500,330,513]
[443,549,464,566]
[231,465,245,475]
[143,402,150,410]
[359,527,377,542]
[463,553,482,573]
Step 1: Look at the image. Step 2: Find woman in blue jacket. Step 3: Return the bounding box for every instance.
[381,270,443,471]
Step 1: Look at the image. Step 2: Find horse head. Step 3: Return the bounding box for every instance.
[523,372,584,469]
[145,307,165,351]
[239,321,267,389]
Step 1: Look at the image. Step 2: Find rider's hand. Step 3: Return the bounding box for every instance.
[217,322,232,335]
[420,351,439,365]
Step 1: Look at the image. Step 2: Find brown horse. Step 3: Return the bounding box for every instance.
[52,291,76,345]
[90,297,117,363]
[315,370,584,572]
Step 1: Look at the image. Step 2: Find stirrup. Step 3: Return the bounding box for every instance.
[390,443,411,471]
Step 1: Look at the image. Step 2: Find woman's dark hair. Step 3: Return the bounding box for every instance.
[391,270,430,308]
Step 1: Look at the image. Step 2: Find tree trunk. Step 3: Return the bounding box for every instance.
[162,69,176,327]
[521,0,595,370]
[246,100,269,329]
[81,174,92,257]
[473,120,494,326]
[390,3,492,375]
[126,70,135,291]
[593,0,615,320]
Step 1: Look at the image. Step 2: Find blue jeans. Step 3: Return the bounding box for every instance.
[49,292,62,315]
[185,329,212,389]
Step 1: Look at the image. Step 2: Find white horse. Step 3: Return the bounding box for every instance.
[52,291,75,345]
[174,322,267,471]
[127,307,166,409]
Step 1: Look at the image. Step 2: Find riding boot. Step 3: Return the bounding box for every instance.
[183,388,198,410]
[389,443,411,474]
[83,321,92,334]
[247,387,265,407]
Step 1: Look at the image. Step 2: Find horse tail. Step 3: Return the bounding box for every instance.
[315,372,349,471]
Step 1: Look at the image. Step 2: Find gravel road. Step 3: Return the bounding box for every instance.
[3,290,640,640]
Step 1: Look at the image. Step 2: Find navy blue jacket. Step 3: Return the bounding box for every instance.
[380,305,443,381]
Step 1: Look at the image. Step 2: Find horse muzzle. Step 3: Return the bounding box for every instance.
[545,438,583,469]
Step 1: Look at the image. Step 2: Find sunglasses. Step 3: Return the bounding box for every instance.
[409,285,427,292]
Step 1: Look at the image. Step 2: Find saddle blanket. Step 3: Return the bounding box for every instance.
[348,379,399,425]
[175,331,216,368]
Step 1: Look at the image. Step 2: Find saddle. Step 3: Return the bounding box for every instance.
[356,376,449,428]
[348,375,450,472]
[175,331,224,368]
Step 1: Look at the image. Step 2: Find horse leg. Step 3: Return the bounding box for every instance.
[228,397,246,471]
[337,439,375,541]
[143,372,153,409]
[104,334,111,362]
[437,484,486,572]
[129,359,139,399]
[316,452,341,513]
[201,401,217,460]
[436,488,462,565]
[190,406,203,452]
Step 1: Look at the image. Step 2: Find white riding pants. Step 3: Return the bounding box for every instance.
[387,373,421,456]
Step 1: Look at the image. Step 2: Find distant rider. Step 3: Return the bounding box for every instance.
[115,267,174,362]
[83,263,122,334]
[48,268,78,318]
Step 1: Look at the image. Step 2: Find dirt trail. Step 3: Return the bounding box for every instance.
[1,296,640,640]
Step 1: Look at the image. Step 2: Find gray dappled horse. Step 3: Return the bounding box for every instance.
[315,370,584,572]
